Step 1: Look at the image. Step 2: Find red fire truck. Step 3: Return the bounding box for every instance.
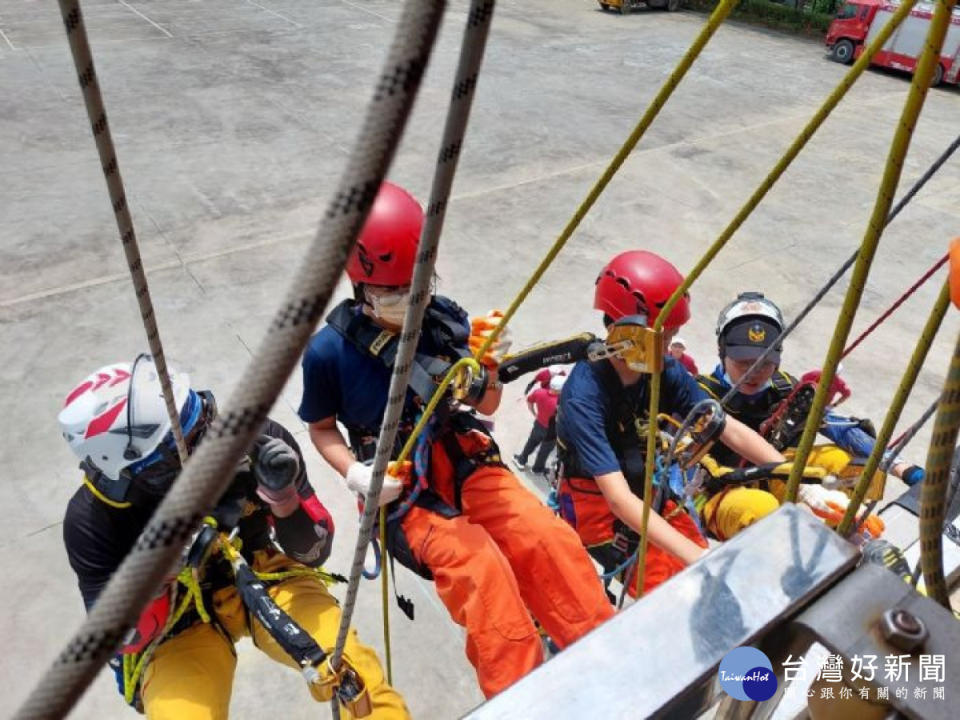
[825,1,960,86]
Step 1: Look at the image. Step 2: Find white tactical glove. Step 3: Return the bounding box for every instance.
[797,484,884,539]
[345,461,403,507]
[797,484,850,519]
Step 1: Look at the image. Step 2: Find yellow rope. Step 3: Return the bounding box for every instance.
[468,0,742,367]
[253,566,340,586]
[920,327,960,607]
[785,0,958,502]
[372,356,481,682]
[379,505,391,682]
[122,567,209,704]
[636,0,924,596]
[395,357,482,464]
[836,281,950,535]
[387,0,744,476]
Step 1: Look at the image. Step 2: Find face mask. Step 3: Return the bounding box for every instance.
[366,289,409,326]
[722,370,772,397]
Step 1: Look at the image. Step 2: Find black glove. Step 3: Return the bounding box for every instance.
[253,435,300,492]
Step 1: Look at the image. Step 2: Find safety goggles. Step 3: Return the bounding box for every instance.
[123,390,218,494]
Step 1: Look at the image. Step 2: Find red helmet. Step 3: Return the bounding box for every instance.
[594,250,690,328]
[346,182,424,286]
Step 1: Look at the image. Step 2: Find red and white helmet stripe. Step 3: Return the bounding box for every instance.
[58,357,190,481]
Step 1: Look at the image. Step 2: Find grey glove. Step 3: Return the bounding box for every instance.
[254,435,300,492]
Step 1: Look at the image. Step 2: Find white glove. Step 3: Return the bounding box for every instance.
[345,461,403,507]
[798,483,885,538]
[797,484,849,515]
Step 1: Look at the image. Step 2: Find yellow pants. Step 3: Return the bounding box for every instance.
[702,487,780,541]
[140,553,410,720]
[702,445,855,541]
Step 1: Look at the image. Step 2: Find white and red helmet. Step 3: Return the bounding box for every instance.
[58,355,190,481]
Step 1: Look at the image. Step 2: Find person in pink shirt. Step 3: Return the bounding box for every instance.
[514,374,566,476]
[524,364,566,394]
[668,336,699,375]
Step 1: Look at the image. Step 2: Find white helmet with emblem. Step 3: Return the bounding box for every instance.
[716,292,784,338]
[716,292,786,363]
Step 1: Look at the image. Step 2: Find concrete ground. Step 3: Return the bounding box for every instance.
[2,0,960,717]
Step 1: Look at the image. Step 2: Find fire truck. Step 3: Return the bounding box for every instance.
[825,1,960,86]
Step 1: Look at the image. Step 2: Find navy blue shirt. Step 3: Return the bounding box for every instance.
[557,357,707,477]
[298,300,469,432]
[703,365,880,460]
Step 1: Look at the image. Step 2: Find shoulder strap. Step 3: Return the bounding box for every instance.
[699,371,754,415]
[326,299,401,365]
[425,296,470,347]
[772,370,796,396]
[325,298,459,402]
[697,373,725,402]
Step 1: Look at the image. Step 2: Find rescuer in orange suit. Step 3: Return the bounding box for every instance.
[298,182,614,697]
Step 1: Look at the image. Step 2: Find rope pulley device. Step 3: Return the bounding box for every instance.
[497,316,664,387]
[761,381,818,452]
[667,400,727,471]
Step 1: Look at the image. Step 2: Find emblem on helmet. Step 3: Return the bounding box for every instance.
[357,244,375,278]
[748,324,766,343]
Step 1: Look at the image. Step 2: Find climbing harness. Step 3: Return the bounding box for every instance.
[325,297,487,406]
[219,533,370,717]
[119,519,346,711]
